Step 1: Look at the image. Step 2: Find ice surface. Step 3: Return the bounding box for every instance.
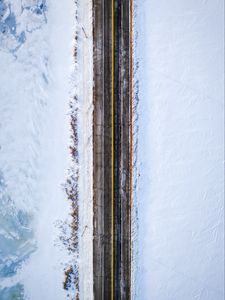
[134,0,224,299]
[0,0,77,299]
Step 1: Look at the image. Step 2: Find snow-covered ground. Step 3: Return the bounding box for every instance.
[75,1,93,299]
[0,0,94,299]
[134,0,224,299]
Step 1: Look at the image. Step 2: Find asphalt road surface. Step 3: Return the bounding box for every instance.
[93,0,133,299]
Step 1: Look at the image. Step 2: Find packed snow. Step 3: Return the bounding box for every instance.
[134,0,224,299]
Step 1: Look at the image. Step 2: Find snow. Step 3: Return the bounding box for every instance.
[19,1,75,299]
[134,0,224,299]
[0,0,87,299]
[75,1,93,299]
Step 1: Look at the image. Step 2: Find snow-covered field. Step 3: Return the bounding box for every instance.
[134,0,224,299]
[0,0,93,299]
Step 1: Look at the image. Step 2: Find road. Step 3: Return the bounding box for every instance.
[93,0,133,299]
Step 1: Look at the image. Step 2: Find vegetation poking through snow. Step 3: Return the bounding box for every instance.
[63,3,80,298]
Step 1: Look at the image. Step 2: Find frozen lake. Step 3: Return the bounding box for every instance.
[134,0,224,299]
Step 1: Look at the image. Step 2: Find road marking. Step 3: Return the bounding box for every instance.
[111,0,115,299]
